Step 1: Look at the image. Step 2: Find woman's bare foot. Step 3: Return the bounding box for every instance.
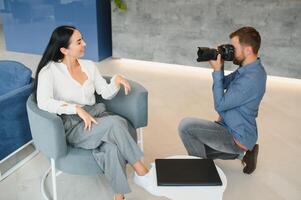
[114,194,125,200]
[133,160,149,176]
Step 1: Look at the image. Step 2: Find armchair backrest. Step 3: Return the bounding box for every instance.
[0,60,32,96]
[98,76,148,129]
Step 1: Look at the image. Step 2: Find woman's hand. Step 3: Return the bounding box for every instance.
[115,75,131,95]
[76,106,98,131]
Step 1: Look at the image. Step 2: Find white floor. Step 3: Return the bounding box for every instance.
[1,27,301,200]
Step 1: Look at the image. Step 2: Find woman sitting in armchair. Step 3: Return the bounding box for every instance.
[34,25,155,200]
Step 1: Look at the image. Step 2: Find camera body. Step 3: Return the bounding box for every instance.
[197,44,235,62]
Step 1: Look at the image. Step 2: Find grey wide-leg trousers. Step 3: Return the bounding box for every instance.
[178,117,244,160]
[60,103,143,194]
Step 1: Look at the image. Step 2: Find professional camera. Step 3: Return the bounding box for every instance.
[196,44,235,62]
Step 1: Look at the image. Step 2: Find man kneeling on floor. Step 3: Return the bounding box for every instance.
[178,26,267,174]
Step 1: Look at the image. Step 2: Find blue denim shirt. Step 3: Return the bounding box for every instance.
[212,59,267,150]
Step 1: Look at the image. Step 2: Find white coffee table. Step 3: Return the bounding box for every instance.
[148,155,227,200]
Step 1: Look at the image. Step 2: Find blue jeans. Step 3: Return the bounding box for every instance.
[178,117,244,160]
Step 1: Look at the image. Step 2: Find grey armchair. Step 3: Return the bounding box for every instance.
[26,77,148,200]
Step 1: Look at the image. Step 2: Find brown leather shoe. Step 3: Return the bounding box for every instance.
[242,144,259,174]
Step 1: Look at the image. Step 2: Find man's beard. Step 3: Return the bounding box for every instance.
[233,56,245,66]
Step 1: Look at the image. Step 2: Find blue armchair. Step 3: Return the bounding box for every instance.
[26,76,148,200]
[0,60,38,180]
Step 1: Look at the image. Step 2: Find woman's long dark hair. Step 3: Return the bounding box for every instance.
[33,25,76,100]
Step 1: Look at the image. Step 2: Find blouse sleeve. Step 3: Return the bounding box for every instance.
[93,63,120,100]
[37,67,77,115]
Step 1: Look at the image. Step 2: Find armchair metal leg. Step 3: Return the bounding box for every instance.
[41,159,58,200]
[138,128,144,151]
[51,159,58,200]
[41,166,51,200]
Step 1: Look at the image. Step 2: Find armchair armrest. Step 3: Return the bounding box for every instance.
[26,95,67,159]
[96,76,148,129]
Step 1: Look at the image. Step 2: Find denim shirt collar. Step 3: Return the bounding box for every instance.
[237,58,261,75]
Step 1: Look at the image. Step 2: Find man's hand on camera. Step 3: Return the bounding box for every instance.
[209,54,224,71]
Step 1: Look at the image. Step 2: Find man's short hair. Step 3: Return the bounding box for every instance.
[229,27,261,54]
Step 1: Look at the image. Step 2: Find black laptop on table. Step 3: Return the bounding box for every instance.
[155,158,222,186]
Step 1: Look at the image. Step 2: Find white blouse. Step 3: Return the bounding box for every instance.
[37,59,120,115]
